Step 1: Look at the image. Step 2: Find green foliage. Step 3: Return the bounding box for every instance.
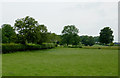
[14,16,38,43]
[14,16,48,44]
[93,36,99,44]
[70,45,82,48]
[2,43,56,53]
[26,43,42,50]
[61,25,80,45]
[109,42,114,46]
[80,35,95,46]
[46,33,61,43]
[41,43,56,49]
[35,25,48,44]
[99,27,114,45]
[114,42,120,46]
[2,16,115,51]
[2,24,17,43]
[68,43,82,48]
[62,25,79,35]
[89,36,95,46]
[2,43,27,53]
[71,34,80,45]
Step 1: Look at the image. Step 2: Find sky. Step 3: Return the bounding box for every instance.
[0,0,118,42]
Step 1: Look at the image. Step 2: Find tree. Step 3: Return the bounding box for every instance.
[2,24,16,43]
[35,24,48,44]
[99,27,114,45]
[46,32,61,43]
[88,36,95,46]
[80,36,88,46]
[70,34,80,45]
[14,16,37,44]
[62,25,79,35]
[80,35,95,46]
[61,25,80,45]
[93,36,99,44]
[14,16,48,44]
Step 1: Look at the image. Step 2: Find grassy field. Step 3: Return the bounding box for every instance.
[0,54,2,77]
[2,47,118,76]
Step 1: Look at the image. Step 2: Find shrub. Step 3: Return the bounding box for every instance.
[2,43,56,54]
[27,43,42,50]
[109,43,114,46]
[70,45,81,48]
[67,43,82,48]
[70,45,82,48]
[41,43,56,49]
[2,43,27,53]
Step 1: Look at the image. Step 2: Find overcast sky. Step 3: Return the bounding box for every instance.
[0,1,118,42]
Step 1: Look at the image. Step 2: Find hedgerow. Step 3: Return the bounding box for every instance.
[2,43,56,54]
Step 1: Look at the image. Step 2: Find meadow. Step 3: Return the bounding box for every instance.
[2,47,118,76]
[0,54,2,77]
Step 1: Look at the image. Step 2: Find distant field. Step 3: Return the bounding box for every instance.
[2,47,118,76]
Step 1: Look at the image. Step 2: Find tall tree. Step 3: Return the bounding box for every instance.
[2,24,16,43]
[61,25,80,45]
[14,16,47,44]
[99,27,114,45]
[62,25,79,35]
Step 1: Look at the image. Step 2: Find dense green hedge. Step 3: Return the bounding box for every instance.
[2,43,27,53]
[2,43,56,53]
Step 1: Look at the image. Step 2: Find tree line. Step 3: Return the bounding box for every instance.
[1,16,114,46]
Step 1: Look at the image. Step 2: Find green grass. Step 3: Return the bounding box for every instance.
[2,47,118,76]
[0,54,2,77]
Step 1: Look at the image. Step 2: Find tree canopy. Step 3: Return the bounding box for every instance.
[80,35,95,46]
[1,16,115,47]
[62,25,79,35]
[61,25,80,45]
[99,27,114,45]
[93,36,99,44]
[46,32,61,43]
[2,24,16,43]
[14,16,47,44]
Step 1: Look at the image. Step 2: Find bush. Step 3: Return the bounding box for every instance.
[109,43,114,46]
[70,45,82,48]
[41,43,56,49]
[2,43,27,53]
[26,43,42,50]
[67,43,82,48]
[2,43,56,54]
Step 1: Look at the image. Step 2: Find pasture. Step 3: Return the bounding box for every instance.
[0,54,1,77]
[2,47,118,76]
